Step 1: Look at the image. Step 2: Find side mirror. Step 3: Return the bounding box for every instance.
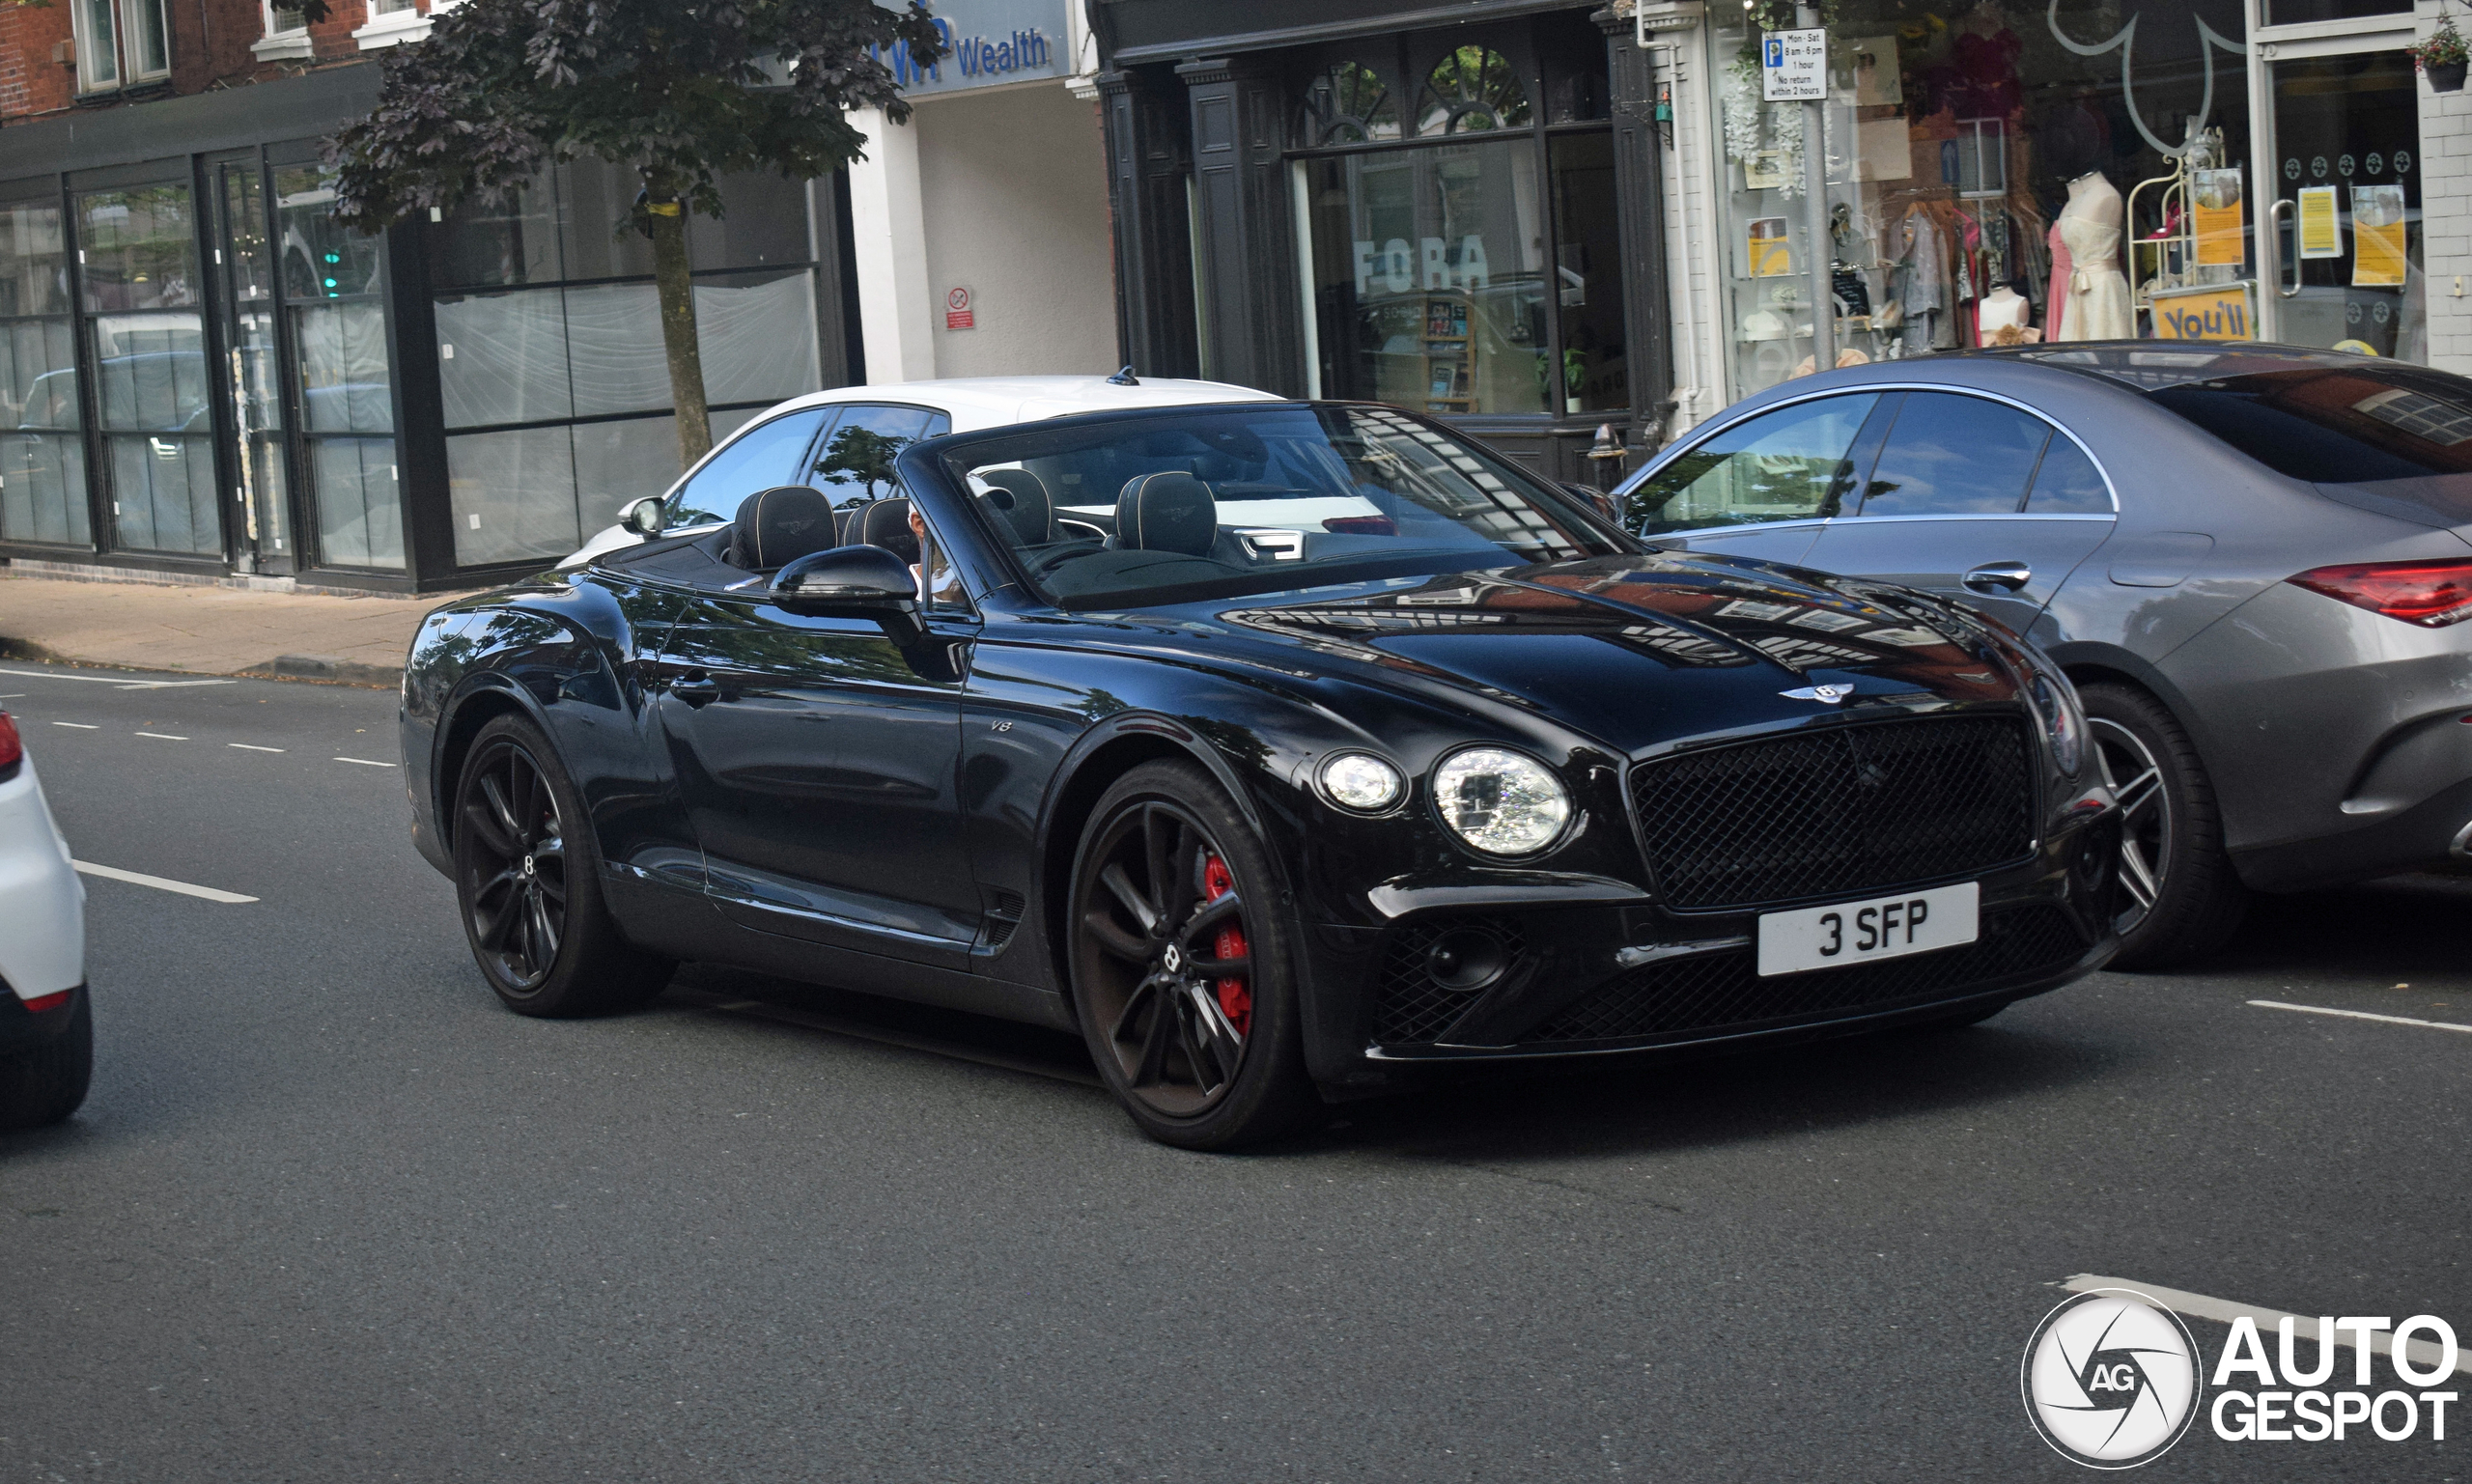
[771,545,923,644]
[622,495,667,538]
[1559,481,1619,524]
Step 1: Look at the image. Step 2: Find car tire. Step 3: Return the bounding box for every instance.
[0,994,92,1132]
[453,714,674,1017]
[1066,760,1318,1151]
[2079,683,2247,970]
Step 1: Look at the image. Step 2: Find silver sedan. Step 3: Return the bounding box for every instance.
[1613,342,2472,968]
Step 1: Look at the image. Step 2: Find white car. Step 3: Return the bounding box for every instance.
[0,708,90,1131]
[563,373,1286,565]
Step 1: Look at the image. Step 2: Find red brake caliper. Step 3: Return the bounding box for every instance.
[1200,854,1251,1038]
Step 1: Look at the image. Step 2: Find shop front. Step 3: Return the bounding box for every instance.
[1657,0,2451,417]
[1091,0,1671,481]
[0,66,854,591]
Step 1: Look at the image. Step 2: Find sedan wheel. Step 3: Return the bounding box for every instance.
[453,714,673,1016]
[2090,715,2170,937]
[2077,684,2247,969]
[1069,761,1316,1148]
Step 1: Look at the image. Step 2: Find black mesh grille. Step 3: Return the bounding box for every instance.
[1529,905,2085,1045]
[1629,714,2037,910]
[1372,917,1528,1045]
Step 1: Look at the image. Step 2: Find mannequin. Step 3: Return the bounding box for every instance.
[2056,172,2132,341]
[1979,286,2034,343]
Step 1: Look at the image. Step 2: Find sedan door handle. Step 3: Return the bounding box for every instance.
[669,671,721,707]
[1962,561,2033,593]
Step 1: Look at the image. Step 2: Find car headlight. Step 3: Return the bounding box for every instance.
[2029,670,2086,776]
[1319,752,1405,812]
[1432,747,1570,854]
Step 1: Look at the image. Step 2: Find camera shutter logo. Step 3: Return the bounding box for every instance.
[2022,1289,2203,1469]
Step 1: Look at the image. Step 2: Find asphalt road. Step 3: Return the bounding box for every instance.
[0,658,2464,1482]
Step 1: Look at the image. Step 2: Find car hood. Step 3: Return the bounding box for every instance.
[1206,554,2026,755]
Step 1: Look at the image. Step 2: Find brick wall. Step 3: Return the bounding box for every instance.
[1,0,406,127]
[2418,0,2472,375]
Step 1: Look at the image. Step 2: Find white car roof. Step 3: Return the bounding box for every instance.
[765,374,1284,432]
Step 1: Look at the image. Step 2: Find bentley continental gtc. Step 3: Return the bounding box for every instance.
[402,402,2121,1148]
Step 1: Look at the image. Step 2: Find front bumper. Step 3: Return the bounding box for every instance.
[1297,805,2119,1083]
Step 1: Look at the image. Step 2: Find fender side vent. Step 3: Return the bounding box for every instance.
[980,889,1026,950]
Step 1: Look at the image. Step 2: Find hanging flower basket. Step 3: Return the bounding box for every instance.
[2411,14,2470,91]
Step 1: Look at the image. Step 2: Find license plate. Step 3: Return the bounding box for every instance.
[1755,882,1980,977]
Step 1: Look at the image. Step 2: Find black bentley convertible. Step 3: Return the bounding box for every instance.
[402,401,2121,1147]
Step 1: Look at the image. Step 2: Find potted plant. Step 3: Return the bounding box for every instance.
[2411,13,2469,93]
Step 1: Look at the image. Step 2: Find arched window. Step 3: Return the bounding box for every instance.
[1301,62,1400,146]
[1415,47,1531,136]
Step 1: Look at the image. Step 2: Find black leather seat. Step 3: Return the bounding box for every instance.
[727,486,840,571]
[1112,471,1217,556]
[852,496,920,567]
[979,469,1055,545]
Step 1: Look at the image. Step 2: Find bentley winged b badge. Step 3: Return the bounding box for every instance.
[1780,684,1853,704]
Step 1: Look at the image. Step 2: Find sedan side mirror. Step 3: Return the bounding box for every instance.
[771,545,923,645]
[1559,481,1620,524]
[622,495,668,538]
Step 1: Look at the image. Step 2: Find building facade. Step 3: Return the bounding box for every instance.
[1638,0,2472,434]
[1088,0,1672,484]
[0,0,855,592]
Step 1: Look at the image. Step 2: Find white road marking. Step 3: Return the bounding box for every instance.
[2061,1274,2472,1376]
[133,732,187,741]
[0,668,235,689]
[71,861,258,905]
[50,721,98,729]
[227,742,285,752]
[2248,998,2472,1036]
[333,756,396,768]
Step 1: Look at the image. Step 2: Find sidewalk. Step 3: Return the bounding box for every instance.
[0,571,452,686]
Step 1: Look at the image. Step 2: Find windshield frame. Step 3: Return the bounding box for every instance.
[898,400,1641,612]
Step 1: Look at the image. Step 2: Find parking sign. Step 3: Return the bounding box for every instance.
[1761,28,1826,102]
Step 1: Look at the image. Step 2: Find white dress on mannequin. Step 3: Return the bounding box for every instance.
[1979,286,2034,342]
[2056,173,2132,341]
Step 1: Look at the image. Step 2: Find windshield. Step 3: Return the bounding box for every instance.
[939,404,1629,607]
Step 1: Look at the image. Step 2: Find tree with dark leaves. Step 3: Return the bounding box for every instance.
[325,0,941,467]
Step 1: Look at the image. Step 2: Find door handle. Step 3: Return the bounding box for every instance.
[670,670,721,707]
[2269,197,2300,300]
[1962,561,2033,593]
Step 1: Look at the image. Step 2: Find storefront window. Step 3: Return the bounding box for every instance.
[79,184,216,556]
[1708,1,2259,402]
[434,167,824,569]
[1297,32,1623,421]
[0,200,88,548]
[277,165,403,570]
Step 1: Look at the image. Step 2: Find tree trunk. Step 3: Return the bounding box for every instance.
[645,184,711,468]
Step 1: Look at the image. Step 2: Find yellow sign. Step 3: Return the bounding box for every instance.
[2149,281,2257,342]
[2352,183,2406,288]
[2297,186,2342,260]
[1749,215,1791,277]
[2192,168,2245,267]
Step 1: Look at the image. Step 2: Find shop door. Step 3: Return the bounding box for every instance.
[2261,51,2423,357]
[210,158,295,574]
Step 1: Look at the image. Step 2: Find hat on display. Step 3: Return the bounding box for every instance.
[1740,310,1788,342]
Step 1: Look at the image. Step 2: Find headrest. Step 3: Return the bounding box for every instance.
[854,497,919,567]
[979,469,1054,545]
[1113,471,1216,557]
[729,486,839,571]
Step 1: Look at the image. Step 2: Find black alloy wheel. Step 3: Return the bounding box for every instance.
[453,714,673,1016]
[2079,683,2247,970]
[1068,760,1316,1149]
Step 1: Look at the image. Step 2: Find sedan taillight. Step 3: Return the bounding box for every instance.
[2287,559,2472,628]
[0,712,19,770]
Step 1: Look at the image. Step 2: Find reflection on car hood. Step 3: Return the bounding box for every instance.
[1216,554,2022,754]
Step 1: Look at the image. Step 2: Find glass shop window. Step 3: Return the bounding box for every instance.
[0,200,88,548]
[1704,0,2259,404]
